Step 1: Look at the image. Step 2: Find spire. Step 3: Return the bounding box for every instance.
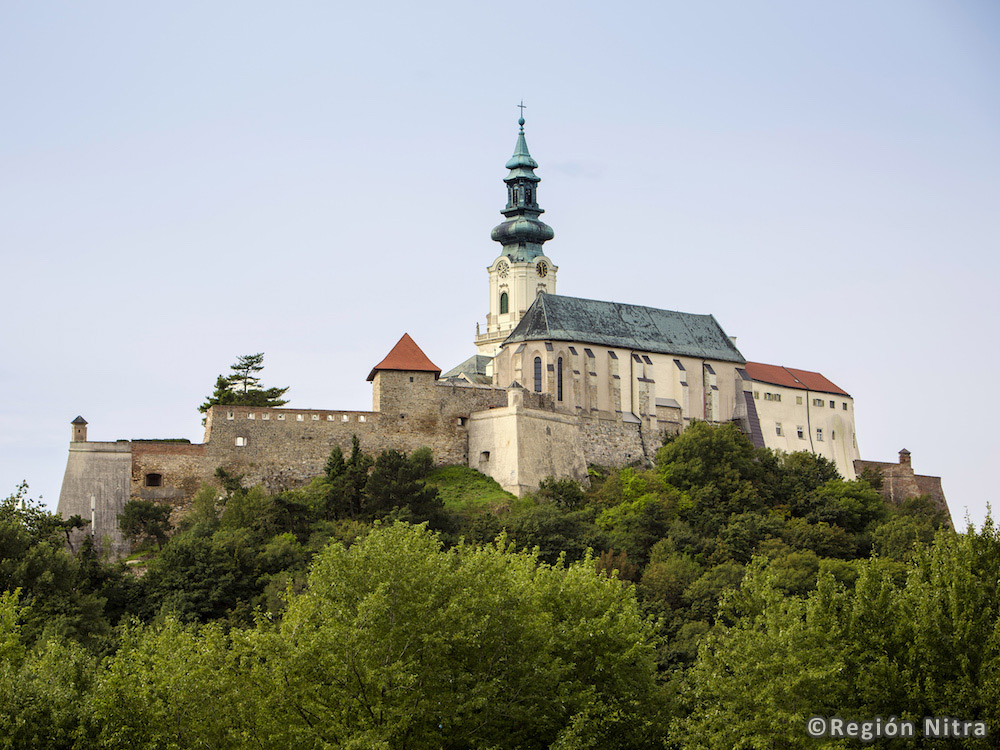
[491,107,554,262]
[506,111,539,172]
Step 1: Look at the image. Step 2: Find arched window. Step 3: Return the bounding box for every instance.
[533,357,542,392]
[500,292,509,314]
[557,357,563,401]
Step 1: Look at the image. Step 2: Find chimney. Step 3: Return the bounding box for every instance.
[71,416,88,442]
[898,448,911,468]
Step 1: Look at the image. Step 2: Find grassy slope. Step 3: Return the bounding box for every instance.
[425,466,532,517]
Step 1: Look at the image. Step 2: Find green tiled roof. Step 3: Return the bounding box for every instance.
[502,294,745,364]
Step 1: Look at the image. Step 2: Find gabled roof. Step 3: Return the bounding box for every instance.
[744,361,850,397]
[367,334,441,381]
[502,293,745,364]
[71,415,88,425]
[441,354,493,385]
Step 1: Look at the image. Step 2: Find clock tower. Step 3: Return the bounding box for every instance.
[475,113,558,357]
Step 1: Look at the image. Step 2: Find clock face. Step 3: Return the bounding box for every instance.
[536,261,548,278]
[497,260,509,278]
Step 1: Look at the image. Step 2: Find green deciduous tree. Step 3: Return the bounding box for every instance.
[256,522,663,749]
[118,500,172,550]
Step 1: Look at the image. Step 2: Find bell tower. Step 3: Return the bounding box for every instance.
[475,108,557,357]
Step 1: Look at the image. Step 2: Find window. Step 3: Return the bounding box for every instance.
[262,413,270,420]
[144,473,162,487]
[557,357,563,401]
[753,391,760,400]
[796,396,803,405]
[342,414,350,422]
[816,428,824,442]
[534,357,542,392]
[458,417,467,426]
[764,392,782,402]
[842,402,848,411]
[297,414,304,421]
[235,437,247,447]
[227,411,234,420]
[775,423,783,436]
[327,415,334,421]
[797,426,804,439]
[813,398,825,407]
[832,430,836,440]
[499,292,509,314]
[312,414,319,421]
[480,451,490,463]
[248,413,255,419]
[358,415,366,422]
[829,400,835,409]
[277,414,285,421]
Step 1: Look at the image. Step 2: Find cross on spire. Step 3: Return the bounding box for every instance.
[517,100,526,129]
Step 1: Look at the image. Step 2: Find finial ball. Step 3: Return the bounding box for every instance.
[518,117,525,127]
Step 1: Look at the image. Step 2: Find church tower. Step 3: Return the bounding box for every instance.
[475,113,557,357]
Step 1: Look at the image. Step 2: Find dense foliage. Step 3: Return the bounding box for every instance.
[2,422,985,749]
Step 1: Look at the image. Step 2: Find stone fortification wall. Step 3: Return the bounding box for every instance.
[132,376,513,506]
[578,416,653,468]
[57,442,132,557]
[370,371,509,464]
[200,405,383,494]
[131,442,210,514]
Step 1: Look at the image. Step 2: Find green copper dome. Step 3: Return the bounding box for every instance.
[491,115,554,262]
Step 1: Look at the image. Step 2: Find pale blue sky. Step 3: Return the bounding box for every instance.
[2,1,997,525]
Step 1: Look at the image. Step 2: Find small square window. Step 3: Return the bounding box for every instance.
[775,423,783,436]
[235,437,247,447]
[248,413,255,420]
[409,376,414,382]
[262,413,269,420]
[796,396,803,405]
[358,415,366,423]
[327,415,334,421]
[296,415,304,422]
[342,414,350,422]
[227,411,235,420]
[312,414,319,421]
[277,414,285,421]
[797,426,804,439]
[813,398,824,407]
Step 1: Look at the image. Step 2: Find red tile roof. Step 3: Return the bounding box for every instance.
[367,333,441,381]
[744,361,850,397]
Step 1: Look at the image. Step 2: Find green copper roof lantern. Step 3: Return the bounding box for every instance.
[491,107,554,262]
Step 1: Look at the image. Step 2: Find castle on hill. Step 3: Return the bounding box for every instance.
[57,115,949,554]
